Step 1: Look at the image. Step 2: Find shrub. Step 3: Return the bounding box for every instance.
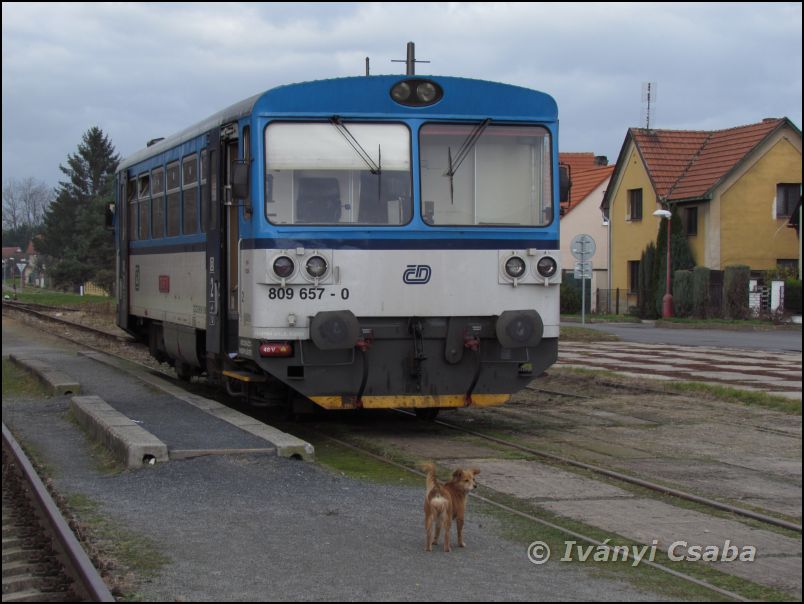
[692,266,711,318]
[673,270,693,317]
[784,278,802,313]
[723,265,751,319]
[560,279,581,314]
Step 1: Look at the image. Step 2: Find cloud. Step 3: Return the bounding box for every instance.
[2,2,801,187]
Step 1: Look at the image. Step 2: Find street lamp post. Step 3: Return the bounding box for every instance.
[653,209,673,318]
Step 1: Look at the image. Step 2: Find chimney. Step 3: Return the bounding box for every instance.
[594,155,608,166]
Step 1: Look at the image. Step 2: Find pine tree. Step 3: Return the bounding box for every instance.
[36,127,120,292]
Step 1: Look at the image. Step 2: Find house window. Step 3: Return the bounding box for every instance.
[628,189,643,221]
[628,260,640,294]
[684,206,698,236]
[776,183,800,218]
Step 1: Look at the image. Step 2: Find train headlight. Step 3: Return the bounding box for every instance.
[504,256,527,280]
[417,82,438,103]
[272,255,295,279]
[390,79,443,106]
[305,255,328,279]
[536,256,558,278]
[391,81,411,103]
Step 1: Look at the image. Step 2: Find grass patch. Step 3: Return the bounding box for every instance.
[64,493,170,599]
[2,358,50,398]
[555,366,801,415]
[665,380,801,415]
[560,326,620,342]
[6,286,114,310]
[294,426,421,487]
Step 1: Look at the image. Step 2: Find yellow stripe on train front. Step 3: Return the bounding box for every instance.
[309,394,510,410]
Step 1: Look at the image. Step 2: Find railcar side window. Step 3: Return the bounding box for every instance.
[265,122,411,225]
[151,168,165,239]
[137,174,150,240]
[200,150,208,232]
[182,154,198,234]
[166,162,181,237]
[419,124,552,226]
[127,178,137,240]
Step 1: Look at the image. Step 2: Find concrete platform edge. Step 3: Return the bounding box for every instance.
[69,395,169,469]
[77,351,315,461]
[8,353,82,396]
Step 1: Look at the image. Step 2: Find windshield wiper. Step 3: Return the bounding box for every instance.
[444,118,491,204]
[330,116,381,175]
[444,118,492,179]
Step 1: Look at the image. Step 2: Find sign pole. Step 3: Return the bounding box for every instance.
[571,234,597,326]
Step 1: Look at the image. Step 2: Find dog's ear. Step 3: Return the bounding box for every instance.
[452,469,463,480]
[471,468,481,476]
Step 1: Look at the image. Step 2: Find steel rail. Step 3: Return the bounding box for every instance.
[314,429,750,602]
[2,423,116,602]
[395,410,802,533]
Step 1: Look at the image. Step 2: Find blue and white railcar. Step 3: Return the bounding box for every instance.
[115,72,564,414]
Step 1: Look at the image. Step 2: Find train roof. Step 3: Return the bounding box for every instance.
[118,75,557,173]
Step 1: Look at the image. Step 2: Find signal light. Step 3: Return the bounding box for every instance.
[273,255,295,279]
[536,256,558,278]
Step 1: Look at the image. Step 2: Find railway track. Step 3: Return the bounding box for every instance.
[6,299,799,533]
[2,424,115,602]
[310,428,752,602]
[391,409,802,533]
[2,301,133,344]
[4,301,801,599]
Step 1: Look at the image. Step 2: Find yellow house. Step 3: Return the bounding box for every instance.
[601,118,802,310]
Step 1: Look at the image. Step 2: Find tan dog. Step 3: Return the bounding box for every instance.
[422,463,480,552]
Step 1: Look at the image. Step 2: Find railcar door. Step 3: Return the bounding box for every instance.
[205,133,223,365]
[205,123,241,376]
[116,173,129,331]
[223,126,241,355]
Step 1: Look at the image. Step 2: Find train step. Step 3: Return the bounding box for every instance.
[222,370,268,383]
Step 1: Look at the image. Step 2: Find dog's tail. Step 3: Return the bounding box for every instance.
[421,462,438,494]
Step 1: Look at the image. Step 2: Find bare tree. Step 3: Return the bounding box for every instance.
[2,177,53,230]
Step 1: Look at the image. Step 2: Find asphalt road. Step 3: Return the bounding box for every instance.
[567,321,802,353]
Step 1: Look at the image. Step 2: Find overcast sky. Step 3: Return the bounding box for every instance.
[2,2,801,190]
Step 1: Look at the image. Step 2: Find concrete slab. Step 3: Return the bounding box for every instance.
[443,458,632,501]
[70,395,169,469]
[538,497,802,595]
[8,353,81,395]
[78,351,314,461]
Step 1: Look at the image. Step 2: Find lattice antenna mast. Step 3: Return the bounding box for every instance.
[641,82,658,129]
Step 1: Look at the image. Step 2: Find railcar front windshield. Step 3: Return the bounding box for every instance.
[420,123,552,226]
[265,122,411,225]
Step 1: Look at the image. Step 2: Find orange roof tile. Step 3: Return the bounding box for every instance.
[562,165,615,214]
[631,118,787,201]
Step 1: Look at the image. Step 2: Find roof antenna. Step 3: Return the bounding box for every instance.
[392,41,430,75]
[641,82,657,129]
